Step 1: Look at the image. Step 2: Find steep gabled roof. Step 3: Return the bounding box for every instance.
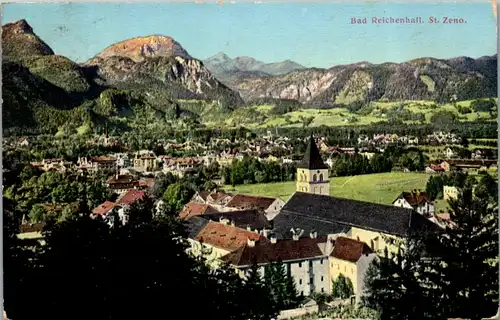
[297,134,329,170]
[278,192,441,237]
[193,221,262,252]
[395,190,432,206]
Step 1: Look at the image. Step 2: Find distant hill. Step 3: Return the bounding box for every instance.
[226,56,497,108]
[203,52,306,82]
[2,20,244,135]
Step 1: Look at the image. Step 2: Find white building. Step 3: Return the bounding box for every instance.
[392,190,435,217]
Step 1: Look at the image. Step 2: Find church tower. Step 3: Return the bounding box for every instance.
[296,134,330,196]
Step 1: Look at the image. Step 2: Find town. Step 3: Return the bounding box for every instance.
[2,2,499,320]
[4,125,498,319]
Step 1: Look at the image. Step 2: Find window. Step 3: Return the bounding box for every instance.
[313,174,317,182]
[309,260,313,268]
[344,266,347,272]
[320,258,323,264]
[298,262,302,268]
[357,236,360,241]
[299,279,302,285]
[321,276,324,281]
[321,288,324,293]
[351,268,354,274]
[319,173,323,181]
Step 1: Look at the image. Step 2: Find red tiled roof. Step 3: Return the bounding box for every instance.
[194,221,262,252]
[117,190,145,206]
[92,201,117,215]
[179,202,217,220]
[221,236,327,266]
[400,190,431,206]
[226,194,276,210]
[330,237,372,263]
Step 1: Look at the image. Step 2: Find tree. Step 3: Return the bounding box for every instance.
[4,208,277,320]
[150,172,177,199]
[264,260,301,310]
[332,273,354,299]
[475,173,498,203]
[28,204,46,223]
[242,260,279,319]
[362,235,443,320]
[162,182,195,213]
[435,188,499,319]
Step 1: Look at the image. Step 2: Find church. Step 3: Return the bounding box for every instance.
[272,135,441,254]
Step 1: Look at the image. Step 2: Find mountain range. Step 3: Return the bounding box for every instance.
[2,19,497,135]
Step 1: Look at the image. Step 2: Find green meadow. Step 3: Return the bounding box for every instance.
[205,99,497,129]
[224,172,432,205]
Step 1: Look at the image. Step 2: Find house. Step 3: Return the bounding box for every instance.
[106,174,140,194]
[185,218,263,268]
[91,201,117,224]
[329,236,376,304]
[163,157,203,177]
[443,185,459,201]
[220,232,331,296]
[471,148,495,160]
[272,135,441,256]
[133,152,157,172]
[77,156,117,172]
[178,201,219,220]
[224,194,286,220]
[192,191,234,207]
[426,164,445,173]
[31,158,72,172]
[392,190,435,217]
[91,190,145,226]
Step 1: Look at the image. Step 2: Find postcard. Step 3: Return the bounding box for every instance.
[2,2,498,320]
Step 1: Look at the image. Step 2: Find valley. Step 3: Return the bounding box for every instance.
[2,19,497,138]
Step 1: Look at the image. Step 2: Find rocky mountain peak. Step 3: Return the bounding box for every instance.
[4,19,33,34]
[2,19,55,58]
[93,35,192,63]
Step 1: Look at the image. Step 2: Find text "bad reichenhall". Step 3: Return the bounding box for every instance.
[352,17,423,24]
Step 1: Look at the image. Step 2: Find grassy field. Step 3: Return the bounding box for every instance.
[223,172,432,205]
[205,99,497,129]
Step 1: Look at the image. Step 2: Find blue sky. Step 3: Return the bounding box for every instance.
[2,2,497,68]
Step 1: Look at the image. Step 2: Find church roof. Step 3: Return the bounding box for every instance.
[274,192,442,239]
[297,135,329,170]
